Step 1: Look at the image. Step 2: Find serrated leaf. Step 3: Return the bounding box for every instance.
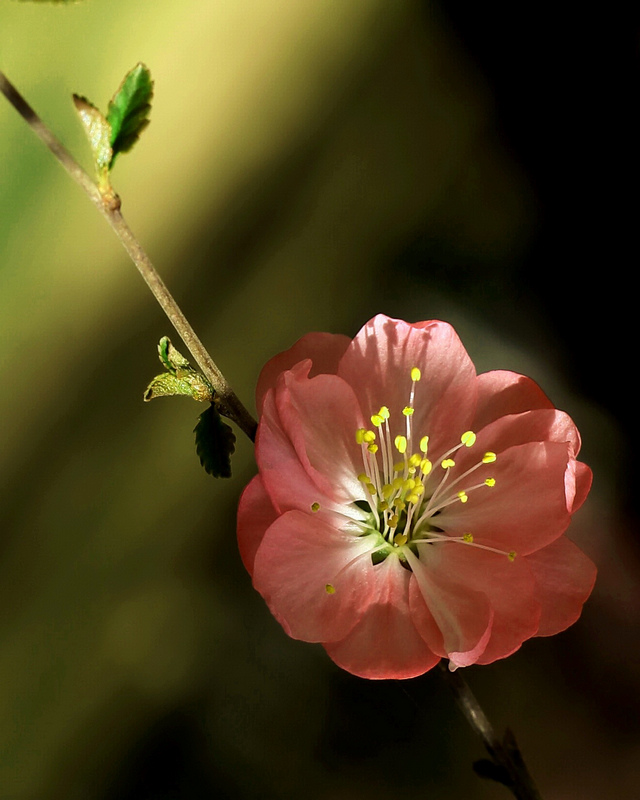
[194,404,236,478]
[106,63,153,166]
[72,95,112,184]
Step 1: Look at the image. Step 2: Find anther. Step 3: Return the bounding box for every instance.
[311,502,320,512]
[482,451,497,463]
[402,406,414,416]
[411,367,421,382]
[461,431,477,447]
[395,435,407,454]
[484,478,496,487]
[508,551,516,562]
[463,533,474,543]
[457,491,468,503]
[325,583,336,594]
[419,436,429,453]
[441,458,455,469]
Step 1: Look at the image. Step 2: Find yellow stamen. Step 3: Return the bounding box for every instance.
[463,533,474,543]
[457,491,468,503]
[482,451,497,463]
[367,444,378,454]
[484,478,496,487]
[394,532,408,545]
[461,430,477,447]
[420,458,432,475]
[311,502,320,512]
[402,406,414,416]
[411,367,421,382]
[355,428,366,444]
[508,551,516,562]
[379,405,390,419]
[395,435,407,454]
[325,583,336,594]
[363,430,376,443]
[441,458,455,469]
[419,436,429,453]
[371,414,384,427]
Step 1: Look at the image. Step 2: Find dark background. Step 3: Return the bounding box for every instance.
[1,1,638,798]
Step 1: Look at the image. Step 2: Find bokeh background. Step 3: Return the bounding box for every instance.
[1,1,638,798]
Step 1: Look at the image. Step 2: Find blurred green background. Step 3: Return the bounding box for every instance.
[1,1,638,798]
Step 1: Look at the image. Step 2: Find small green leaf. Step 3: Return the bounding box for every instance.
[144,337,213,402]
[106,63,153,166]
[144,373,198,401]
[72,95,112,187]
[194,404,236,479]
[158,336,190,374]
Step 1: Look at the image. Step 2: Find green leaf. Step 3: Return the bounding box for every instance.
[72,95,112,187]
[158,336,190,374]
[194,404,236,479]
[106,63,153,166]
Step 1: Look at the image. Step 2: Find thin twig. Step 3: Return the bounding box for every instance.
[1,70,257,442]
[438,661,543,800]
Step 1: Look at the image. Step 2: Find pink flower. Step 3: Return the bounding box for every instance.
[238,315,596,679]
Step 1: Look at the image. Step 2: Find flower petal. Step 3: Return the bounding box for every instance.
[473,370,554,430]
[237,475,278,574]
[275,367,365,504]
[256,332,350,413]
[251,510,379,643]
[439,441,572,555]
[469,408,582,457]
[405,547,493,668]
[567,461,593,513]
[337,315,477,455]
[526,536,597,636]
[257,368,363,519]
[324,556,441,679]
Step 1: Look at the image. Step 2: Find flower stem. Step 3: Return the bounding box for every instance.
[438,661,543,800]
[0,70,257,442]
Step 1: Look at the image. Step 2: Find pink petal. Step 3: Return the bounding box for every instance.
[440,441,572,555]
[275,367,365,504]
[237,475,278,574]
[473,370,554,430]
[405,547,493,668]
[465,549,541,665]
[324,556,441,679]
[256,370,363,519]
[526,536,597,636]
[256,332,350,413]
[468,408,582,459]
[567,461,593,513]
[337,315,477,456]
[251,510,379,643]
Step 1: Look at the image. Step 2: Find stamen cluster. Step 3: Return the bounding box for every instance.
[355,368,509,560]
